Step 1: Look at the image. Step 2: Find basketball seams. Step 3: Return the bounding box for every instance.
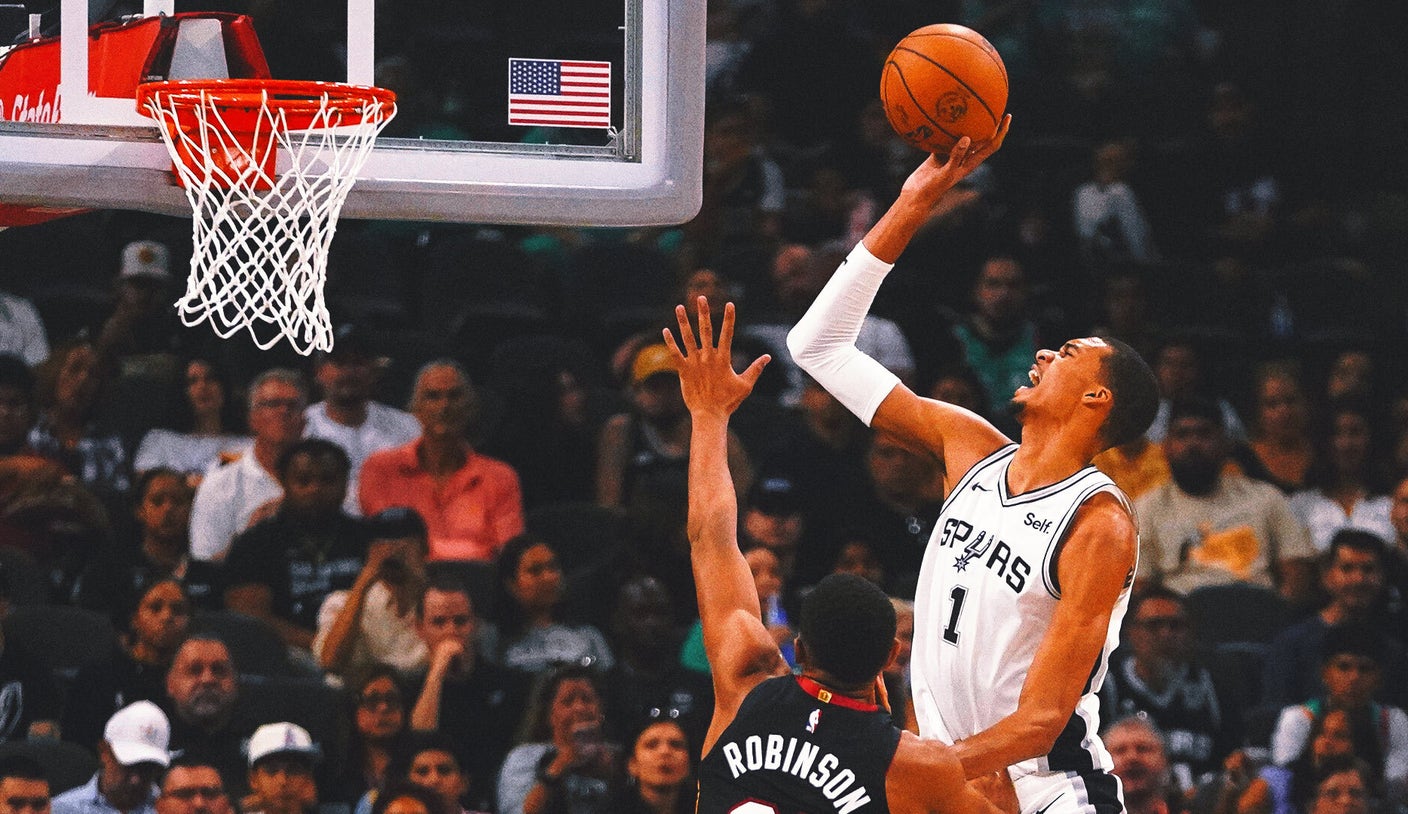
[892,45,1002,126]
[884,60,961,144]
[905,32,1009,85]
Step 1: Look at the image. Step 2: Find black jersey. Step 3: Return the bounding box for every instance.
[697,675,900,814]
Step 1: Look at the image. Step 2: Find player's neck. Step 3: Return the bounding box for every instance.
[1009,424,1098,494]
[800,671,876,706]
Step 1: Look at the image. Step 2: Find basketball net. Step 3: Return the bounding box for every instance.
[138,80,396,354]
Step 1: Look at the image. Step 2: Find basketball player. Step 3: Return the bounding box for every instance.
[664,297,1017,814]
[789,118,1161,814]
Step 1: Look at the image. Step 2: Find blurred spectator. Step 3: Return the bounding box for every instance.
[242,723,321,814]
[155,759,232,814]
[1240,362,1315,494]
[851,431,947,595]
[925,365,990,418]
[1262,532,1408,711]
[76,469,219,614]
[29,338,130,505]
[609,718,692,814]
[743,243,915,408]
[682,97,783,277]
[480,534,613,675]
[1090,268,1161,363]
[190,369,308,562]
[329,668,409,809]
[406,575,526,812]
[1305,756,1375,814]
[601,576,711,750]
[1103,715,1182,814]
[163,636,248,797]
[0,592,61,742]
[360,361,523,564]
[65,578,192,752]
[948,254,1050,436]
[224,439,370,652]
[1093,435,1171,503]
[0,454,109,600]
[95,241,180,367]
[680,542,792,675]
[1324,351,1374,405]
[1389,476,1408,627]
[1136,398,1316,604]
[481,347,600,510]
[1073,140,1159,270]
[1269,624,1407,801]
[0,755,51,814]
[737,474,807,587]
[828,531,886,589]
[883,597,916,735]
[597,343,752,517]
[780,161,877,247]
[495,663,618,814]
[1102,587,1242,792]
[54,701,169,814]
[303,326,420,517]
[369,784,447,814]
[382,733,476,814]
[133,357,247,484]
[1145,340,1247,444]
[1212,711,1378,814]
[0,289,49,367]
[0,356,37,457]
[1288,402,1395,554]
[314,507,430,679]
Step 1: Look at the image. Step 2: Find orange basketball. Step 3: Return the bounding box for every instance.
[880,24,1008,154]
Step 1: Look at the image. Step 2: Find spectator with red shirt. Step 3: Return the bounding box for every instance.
[359,360,523,563]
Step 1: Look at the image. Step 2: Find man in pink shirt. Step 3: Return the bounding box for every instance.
[360,359,524,561]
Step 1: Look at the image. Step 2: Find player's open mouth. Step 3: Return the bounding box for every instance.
[1028,367,1041,385]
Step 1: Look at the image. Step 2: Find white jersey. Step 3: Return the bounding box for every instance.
[911,444,1134,780]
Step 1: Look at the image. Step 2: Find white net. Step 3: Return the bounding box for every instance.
[140,81,395,354]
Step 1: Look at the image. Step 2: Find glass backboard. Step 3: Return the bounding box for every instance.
[0,0,703,225]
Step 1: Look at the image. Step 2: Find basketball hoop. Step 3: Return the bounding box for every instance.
[136,79,396,354]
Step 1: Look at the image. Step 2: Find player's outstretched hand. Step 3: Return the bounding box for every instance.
[664,296,769,419]
[899,113,1011,206]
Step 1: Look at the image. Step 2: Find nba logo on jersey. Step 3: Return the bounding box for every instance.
[806,709,820,733]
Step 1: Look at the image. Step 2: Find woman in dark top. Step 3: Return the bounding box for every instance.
[62,576,191,750]
[330,666,411,807]
[611,718,694,814]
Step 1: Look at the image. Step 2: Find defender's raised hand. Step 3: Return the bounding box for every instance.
[663,296,769,418]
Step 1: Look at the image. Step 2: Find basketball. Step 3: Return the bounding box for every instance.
[880,24,1008,154]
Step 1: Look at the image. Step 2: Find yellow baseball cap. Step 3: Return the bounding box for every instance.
[631,344,677,384]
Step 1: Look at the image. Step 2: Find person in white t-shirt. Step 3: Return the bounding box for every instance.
[133,356,249,484]
[188,369,306,561]
[303,325,420,516]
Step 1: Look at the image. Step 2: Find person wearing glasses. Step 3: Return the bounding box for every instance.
[189,369,308,562]
[155,759,231,814]
[329,667,411,809]
[1099,587,1243,794]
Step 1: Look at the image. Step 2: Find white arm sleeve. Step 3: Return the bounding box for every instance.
[786,242,901,426]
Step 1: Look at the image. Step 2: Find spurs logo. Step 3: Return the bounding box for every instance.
[953,529,993,572]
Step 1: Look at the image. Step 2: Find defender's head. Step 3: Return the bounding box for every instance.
[796,574,898,688]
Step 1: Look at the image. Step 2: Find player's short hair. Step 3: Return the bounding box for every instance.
[798,574,897,686]
[1096,336,1158,450]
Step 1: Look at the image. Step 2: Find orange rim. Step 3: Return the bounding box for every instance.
[136,79,395,119]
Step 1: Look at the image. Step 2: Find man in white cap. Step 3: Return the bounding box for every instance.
[97,240,179,363]
[53,701,170,814]
[242,723,320,814]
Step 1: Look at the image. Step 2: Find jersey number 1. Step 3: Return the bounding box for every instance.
[942,585,968,645]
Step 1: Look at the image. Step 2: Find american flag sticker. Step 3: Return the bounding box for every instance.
[507,58,612,128]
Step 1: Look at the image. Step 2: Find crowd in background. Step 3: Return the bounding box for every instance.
[1,1,1407,813]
